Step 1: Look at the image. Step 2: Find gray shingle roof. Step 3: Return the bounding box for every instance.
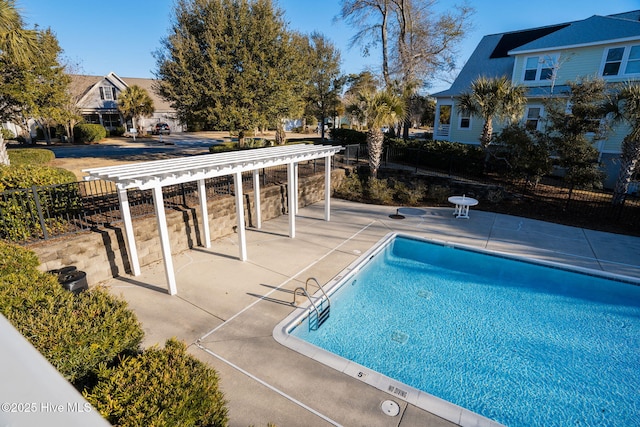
[510,15,640,54]
[433,10,640,98]
[431,34,515,97]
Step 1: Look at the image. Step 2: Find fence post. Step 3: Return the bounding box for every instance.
[31,186,49,240]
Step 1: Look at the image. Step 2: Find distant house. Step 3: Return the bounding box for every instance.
[70,72,183,134]
[432,10,640,188]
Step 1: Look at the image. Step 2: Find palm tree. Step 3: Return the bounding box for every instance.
[117,85,154,135]
[607,82,640,206]
[0,0,38,64]
[456,76,526,150]
[358,89,406,178]
[0,0,39,165]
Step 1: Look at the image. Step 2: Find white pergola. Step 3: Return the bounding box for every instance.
[83,144,343,295]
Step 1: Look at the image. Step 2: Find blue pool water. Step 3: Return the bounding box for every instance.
[290,235,640,427]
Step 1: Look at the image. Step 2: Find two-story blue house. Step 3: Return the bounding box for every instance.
[432,10,640,188]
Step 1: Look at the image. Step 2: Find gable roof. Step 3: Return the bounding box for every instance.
[510,14,640,54]
[119,77,173,112]
[432,10,640,98]
[68,72,171,112]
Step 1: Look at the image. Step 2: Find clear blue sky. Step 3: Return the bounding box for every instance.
[16,0,640,93]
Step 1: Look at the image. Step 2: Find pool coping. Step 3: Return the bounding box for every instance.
[273,231,640,427]
[273,232,503,427]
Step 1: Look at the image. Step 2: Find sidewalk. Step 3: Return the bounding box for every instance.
[103,199,640,427]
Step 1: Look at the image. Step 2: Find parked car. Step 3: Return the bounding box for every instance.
[153,123,171,135]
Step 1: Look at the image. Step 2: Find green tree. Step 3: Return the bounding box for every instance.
[344,71,381,130]
[117,85,154,135]
[456,76,527,152]
[155,0,304,146]
[0,27,68,146]
[605,82,640,206]
[358,88,405,177]
[339,0,472,139]
[0,0,38,64]
[303,32,344,141]
[543,78,607,199]
[29,28,70,145]
[0,0,40,164]
[492,124,551,186]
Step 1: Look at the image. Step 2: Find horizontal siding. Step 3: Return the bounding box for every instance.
[601,122,630,153]
[556,46,605,82]
[447,108,482,144]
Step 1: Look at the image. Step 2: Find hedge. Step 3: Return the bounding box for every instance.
[6,148,55,166]
[0,165,81,242]
[0,164,76,191]
[74,123,107,144]
[0,242,230,425]
[0,241,144,386]
[330,128,366,145]
[85,339,228,427]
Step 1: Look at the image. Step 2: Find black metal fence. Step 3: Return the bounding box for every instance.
[343,143,640,237]
[3,144,639,242]
[0,159,332,244]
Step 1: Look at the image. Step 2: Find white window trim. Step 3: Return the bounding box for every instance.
[522,54,559,82]
[600,44,640,78]
[524,105,544,131]
[458,112,472,130]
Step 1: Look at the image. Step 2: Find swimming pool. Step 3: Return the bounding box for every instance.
[273,233,640,427]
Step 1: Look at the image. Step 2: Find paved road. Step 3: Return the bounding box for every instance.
[46,133,224,159]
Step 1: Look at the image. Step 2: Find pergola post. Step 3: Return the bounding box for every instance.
[325,156,331,221]
[294,162,299,214]
[152,186,177,295]
[117,188,140,276]
[252,169,262,229]
[197,179,211,248]
[287,162,296,238]
[234,171,248,261]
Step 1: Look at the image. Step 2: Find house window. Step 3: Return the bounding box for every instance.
[83,114,100,124]
[524,57,539,81]
[99,86,117,101]
[602,45,640,76]
[525,107,542,130]
[459,112,471,129]
[626,45,640,74]
[523,55,557,82]
[102,114,121,129]
[603,47,624,76]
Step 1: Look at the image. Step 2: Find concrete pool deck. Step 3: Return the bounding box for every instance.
[102,199,640,427]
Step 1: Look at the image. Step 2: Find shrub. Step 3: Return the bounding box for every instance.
[85,339,228,427]
[74,124,106,144]
[366,177,394,205]
[330,128,366,145]
[7,148,55,166]
[334,169,364,202]
[0,165,79,242]
[1,128,15,140]
[0,241,144,386]
[0,164,76,191]
[112,126,126,137]
[392,180,426,206]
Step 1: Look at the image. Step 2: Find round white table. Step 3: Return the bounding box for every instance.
[448,195,478,219]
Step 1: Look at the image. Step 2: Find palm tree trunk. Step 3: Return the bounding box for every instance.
[0,135,9,166]
[612,137,640,206]
[367,129,384,178]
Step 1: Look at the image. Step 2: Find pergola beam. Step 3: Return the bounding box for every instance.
[83,145,342,295]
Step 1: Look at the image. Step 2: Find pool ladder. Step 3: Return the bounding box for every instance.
[293,278,330,330]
